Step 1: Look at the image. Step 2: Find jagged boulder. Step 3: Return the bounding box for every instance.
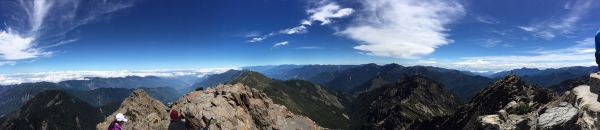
[171,83,322,130]
[565,85,600,129]
[537,103,579,130]
[96,89,170,130]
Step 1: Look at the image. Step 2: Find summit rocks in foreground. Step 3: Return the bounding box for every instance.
[418,74,600,130]
[172,83,323,129]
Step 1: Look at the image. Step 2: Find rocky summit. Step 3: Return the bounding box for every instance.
[466,74,600,130]
[171,83,322,129]
[96,89,170,130]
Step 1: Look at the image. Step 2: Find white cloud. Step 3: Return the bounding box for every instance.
[476,15,500,24]
[517,26,535,32]
[340,0,465,59]
[0,68,236,85]
[272,41,289,48]
[248,2,353,43]
[280,25,308,35]
[306,2,354,25]
[575,37,595,47]
[518,0,595,39]
[0,0,137,64]
[481,38,502,48]
[407,39,596,71]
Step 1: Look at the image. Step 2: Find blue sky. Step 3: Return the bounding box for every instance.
[0,0,599,74]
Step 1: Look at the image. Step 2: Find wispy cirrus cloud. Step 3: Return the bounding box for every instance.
[272,41,289,48]
[517,0,596,39]
[0,0,138,65]
[339,0,465,59]
[248,2,354,43]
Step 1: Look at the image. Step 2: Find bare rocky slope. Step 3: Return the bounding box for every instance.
[97,83,322,129]
[413,74,600,130]
[96,89,171,130]
[171,83,322,129]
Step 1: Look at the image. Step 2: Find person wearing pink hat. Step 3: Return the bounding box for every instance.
[108,113,128,130]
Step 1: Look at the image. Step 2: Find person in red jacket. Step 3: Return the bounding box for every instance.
[168,109,187,130]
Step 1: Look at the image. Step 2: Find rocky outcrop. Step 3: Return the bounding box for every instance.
[96,89,170,130]
[171,83,322,129]
[433,74,556,130]
[564,85,600,129]
[537,103,579,129]
[469,73,600,130]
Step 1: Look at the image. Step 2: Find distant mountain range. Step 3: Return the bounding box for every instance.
[0,63,598,130]
[0,80,182,118]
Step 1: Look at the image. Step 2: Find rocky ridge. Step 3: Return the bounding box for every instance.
[171,83,322,129]
[471,73,600,130]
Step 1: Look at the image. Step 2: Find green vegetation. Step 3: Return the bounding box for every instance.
[230,71,350,129]
[507,103,531,115]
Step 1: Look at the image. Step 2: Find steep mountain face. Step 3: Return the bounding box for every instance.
[429,75,556,130]
[0,82,61,118]
[352,76,461,129]
[172,83,322,129]
[0,90,103,130]
[229,71,349,129]
[97,89,170,130]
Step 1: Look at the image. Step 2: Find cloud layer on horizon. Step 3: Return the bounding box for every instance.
[0,68,235,85]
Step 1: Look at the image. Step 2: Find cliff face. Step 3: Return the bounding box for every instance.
[96,89,170,130]
[171,83,322,129]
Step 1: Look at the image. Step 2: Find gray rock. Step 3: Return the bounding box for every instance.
[171,83,323,130]
[537,105,578,130]
[96,89,170,130]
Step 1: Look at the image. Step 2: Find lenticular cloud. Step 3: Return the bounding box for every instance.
[340,0,465,59]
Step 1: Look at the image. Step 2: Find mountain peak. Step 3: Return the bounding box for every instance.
[230,70,274,89]
[172,83,322,129]
[1,90,102,130]
[356,75,461,129]
[96,89,170,130]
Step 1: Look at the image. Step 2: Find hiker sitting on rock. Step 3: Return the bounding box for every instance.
[108,113,128,130]
[168,109,187,130]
